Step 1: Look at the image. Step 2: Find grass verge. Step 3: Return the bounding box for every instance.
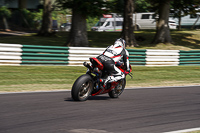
[0,30,200,50]
[187,131,200,133]
[0,66,199,92]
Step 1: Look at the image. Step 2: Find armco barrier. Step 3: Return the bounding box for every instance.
[0,43,200,66]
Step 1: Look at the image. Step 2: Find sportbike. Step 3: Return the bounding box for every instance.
[71,57,132,101]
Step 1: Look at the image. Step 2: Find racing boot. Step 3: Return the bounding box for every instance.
[100,76,117,89]
[99,78,106,89]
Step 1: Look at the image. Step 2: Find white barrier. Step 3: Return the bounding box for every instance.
[67,47,104,65]
[0,43,198,66]
[0,44,22,65]
[145,49,180,66]
[0,43,23,47]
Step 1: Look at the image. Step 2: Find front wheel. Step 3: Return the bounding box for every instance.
[108,79,126,98]
[71,74,94,101]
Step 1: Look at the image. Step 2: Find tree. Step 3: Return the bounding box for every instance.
[121,0,138,47]
[152,0,173,44]
[135,0,151,12]
[57,0,108,47]
[112,0,152,14]
[18,0,31,29]
[66,1,88,46]
[38,0,53,36]
[111,0,124,14]
[171,0,200,30]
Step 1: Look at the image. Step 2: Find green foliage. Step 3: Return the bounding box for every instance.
[135,0,152,12]
[144,0,200,15]
[21,9,38,27]
[110,0,124,14]
[0,6,11,18]
[145,0,161,13]
[110,0,152,14]
[10,8,70,30]
[86,17,99,31]
[32,9,43,22]
[171,0,200,18]
[10,9,40,29]
[52,10,71,26]
[110,0,153,14]
[56,0,110,18]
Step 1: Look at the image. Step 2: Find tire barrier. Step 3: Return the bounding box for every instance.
[0,43,200,66]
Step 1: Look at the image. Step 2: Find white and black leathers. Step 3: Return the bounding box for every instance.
[97,39,130,84]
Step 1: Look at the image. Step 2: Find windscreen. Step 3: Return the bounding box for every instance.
[95,21,105,26]
[95,18,108,27]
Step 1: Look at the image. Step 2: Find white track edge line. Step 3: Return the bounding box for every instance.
[125,85,200,90]
[163,127,200,133]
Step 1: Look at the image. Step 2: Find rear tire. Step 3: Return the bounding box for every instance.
[108,79,126,98]
[71,74,93,101]
[134,25,140,31]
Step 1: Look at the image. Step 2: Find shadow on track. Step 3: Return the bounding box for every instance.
[64,95,112,102]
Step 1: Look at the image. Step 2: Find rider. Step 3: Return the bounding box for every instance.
[97,38,130,88]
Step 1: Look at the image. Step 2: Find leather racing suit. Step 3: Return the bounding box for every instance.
[97,41,130,85]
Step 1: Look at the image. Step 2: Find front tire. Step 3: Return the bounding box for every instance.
[108,79,126,98]
[71,74,94,101]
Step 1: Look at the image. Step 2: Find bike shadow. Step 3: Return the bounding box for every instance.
[65,95,112,102]
[88,95,111,100]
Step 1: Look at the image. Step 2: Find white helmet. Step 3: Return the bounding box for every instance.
[114,38,126,48]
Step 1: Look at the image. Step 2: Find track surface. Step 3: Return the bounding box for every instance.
[0,86,200,133]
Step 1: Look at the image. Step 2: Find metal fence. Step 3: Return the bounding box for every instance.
[0,43,200,66]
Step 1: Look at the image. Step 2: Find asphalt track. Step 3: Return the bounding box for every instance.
[0,86,200,133]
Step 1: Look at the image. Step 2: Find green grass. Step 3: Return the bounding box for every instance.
[185,131,200,133]
[0,30,200,50]
[0,66,199,92]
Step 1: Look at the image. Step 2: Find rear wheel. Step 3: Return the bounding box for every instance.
[134,25,140,31]
[71,74,93,101]
[108,79,126,98]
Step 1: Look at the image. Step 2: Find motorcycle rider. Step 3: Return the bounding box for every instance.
[97,38,130,88]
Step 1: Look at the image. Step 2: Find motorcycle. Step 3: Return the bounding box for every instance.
[71,57,132,101]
